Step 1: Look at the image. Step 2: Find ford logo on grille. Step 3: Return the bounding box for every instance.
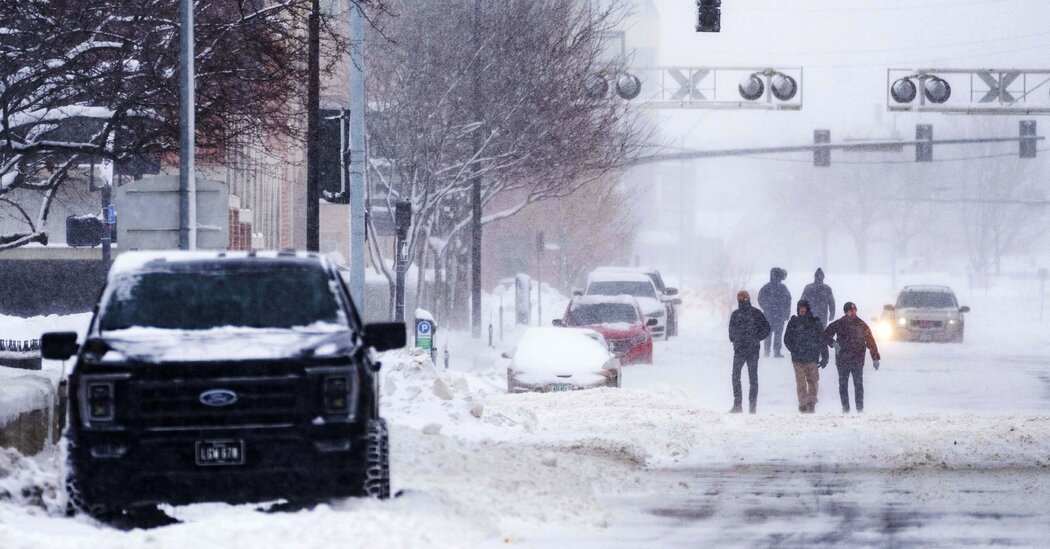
[199,389,238,407]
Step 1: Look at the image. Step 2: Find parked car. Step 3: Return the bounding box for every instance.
[591,266,680,336]
[878,285,970,343]
[505,327,621,393]
[42,251,405,525]
[584,271,668,340]
[553,295,654,364]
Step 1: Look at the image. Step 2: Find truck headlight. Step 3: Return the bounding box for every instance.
[948,319,957,325]
[897,317,907,327]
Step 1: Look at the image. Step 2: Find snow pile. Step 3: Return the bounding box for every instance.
[0,448,61,513]
[485,389,1050,470]
[379,348,524,437]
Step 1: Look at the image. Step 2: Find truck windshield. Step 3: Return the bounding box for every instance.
[568,303,639,325]
[897,291,957,309]
[100,266,346,331]
[587,281,656,299]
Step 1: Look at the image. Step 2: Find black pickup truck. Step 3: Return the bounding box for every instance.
[42,251,404,524]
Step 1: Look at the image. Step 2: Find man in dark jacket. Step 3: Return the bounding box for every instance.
[728,291,771,414]
[758,267,792,358]
[784,299,829,413]
[824,302,881,413]
[801,268,836,328]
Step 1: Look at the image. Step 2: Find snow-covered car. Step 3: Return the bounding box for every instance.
[878,285,970,343]
[41,251,405,524]
[591,266,680,336]
[505,327,621,393]
[553,295,655,364]
[584,271,668,340]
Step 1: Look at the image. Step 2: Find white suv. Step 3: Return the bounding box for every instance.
[881,285,970,343]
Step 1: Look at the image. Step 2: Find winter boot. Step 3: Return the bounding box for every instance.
[729,404,743,414]
[748,404,757,414]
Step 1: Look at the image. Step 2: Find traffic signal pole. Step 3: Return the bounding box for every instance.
[348,2,367,309]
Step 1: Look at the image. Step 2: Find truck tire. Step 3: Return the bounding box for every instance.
[363,419,390,499]
[65,459,116,522]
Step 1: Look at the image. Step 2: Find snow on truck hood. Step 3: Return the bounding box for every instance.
[98,323,353,362]
[512,328,612,384]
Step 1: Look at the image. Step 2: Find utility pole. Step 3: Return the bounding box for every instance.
[536,232,544,326]
[470,0,482,338]
[306,0,321,251]
[347,0,367,308]
[178,0,196,250]
[394,199,411,322]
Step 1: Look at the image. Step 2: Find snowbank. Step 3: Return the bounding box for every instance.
[485,389,1050,471]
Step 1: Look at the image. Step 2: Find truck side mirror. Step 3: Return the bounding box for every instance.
[959,306,971,313]
[646,318,658,327]
[883,304,895,311]
[664,287,679,296]
[551,319,564,327]
[41,332,79,360]
[364,322,407,352]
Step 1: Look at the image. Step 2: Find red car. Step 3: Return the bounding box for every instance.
[554,295,655,364]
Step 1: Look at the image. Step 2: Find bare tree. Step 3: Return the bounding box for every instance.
[365,0,648,318]
[0,0,380,249]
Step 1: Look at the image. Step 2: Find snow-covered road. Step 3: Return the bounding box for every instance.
[1,281,1049,547]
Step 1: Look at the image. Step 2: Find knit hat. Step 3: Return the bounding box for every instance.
[737,290,751,302]
[815,268,825,281]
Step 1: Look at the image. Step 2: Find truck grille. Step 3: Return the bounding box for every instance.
[128,375,304,430]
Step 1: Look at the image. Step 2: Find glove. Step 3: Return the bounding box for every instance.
[873,360,880,370]
[832,342,841,353]
[819,360,828,369]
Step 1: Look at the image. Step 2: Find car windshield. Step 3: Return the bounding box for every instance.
[99,265,346,331]
[568,303,639,325]
[587,281,656,299]
[897,291,958,309]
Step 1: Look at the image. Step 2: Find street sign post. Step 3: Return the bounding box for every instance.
[415,313,436,361]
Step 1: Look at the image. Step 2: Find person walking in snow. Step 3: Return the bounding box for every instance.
[783,299,828,413]
[758,267,792,358]
[824,302,880,413]
[801,268,836,328]
[728,291,771,414]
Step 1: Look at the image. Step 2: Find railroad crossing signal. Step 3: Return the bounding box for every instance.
[888,68,1050,114]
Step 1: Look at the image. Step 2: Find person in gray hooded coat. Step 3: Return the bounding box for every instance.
[800,268,836,328]
[758,267,791,358]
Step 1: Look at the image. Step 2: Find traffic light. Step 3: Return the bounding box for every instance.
[1020,120,1037,159]
[813,129,830,167]
[696,0,721,33]
[916,124,933,162]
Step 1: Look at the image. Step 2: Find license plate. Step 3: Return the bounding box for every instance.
[548,383,575,392]
[195,440,245,466]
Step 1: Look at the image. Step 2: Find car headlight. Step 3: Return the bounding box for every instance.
[897,317,907,327]
[948,318,957,325]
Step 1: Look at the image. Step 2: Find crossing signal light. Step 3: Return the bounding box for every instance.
[696,0,721,33]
